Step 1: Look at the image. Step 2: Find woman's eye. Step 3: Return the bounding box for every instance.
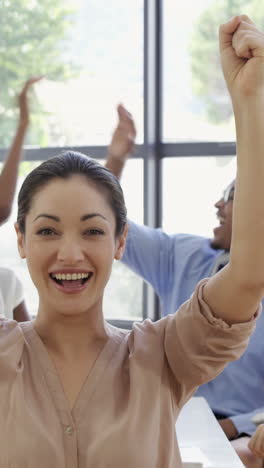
[84,228,105,236]
[36,228,57,236]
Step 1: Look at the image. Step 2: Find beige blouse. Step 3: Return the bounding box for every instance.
[0,280,257,468]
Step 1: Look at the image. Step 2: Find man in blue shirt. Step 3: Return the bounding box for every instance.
[106,104,264,467]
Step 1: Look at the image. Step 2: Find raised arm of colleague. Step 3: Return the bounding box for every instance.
[202,15,264,325]
[0,76,42,225]
[105,104,215,308]
[105,103,136,179]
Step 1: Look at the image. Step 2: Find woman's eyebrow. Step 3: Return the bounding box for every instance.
[33,213,107,223]
[81,213,107,221]
[33,214,60,222]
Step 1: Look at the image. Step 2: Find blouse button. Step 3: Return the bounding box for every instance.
[64,425,74,435]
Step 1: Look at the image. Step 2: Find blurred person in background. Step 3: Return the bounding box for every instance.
[0,77,42,321]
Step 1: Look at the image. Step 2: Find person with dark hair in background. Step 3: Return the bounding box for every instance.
[0,77,42,322]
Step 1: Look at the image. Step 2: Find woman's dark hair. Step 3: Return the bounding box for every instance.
[17,151,127,237]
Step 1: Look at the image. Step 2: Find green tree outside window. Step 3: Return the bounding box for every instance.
[0,0,77,147]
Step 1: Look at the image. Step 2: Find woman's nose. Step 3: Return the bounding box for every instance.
[57,239,85,264]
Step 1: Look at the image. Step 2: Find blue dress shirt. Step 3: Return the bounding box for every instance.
[122,221,264,436]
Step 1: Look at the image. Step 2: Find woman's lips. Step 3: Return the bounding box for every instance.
[49,272,93,294]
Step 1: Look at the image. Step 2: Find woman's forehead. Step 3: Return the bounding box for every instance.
[28,176,113,215]
[33,175,102,198]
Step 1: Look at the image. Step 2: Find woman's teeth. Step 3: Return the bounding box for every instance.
[51,272,89,281]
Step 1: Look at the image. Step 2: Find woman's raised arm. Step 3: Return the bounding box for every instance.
[204,15,264,324]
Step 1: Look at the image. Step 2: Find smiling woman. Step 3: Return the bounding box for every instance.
[15,152,127,323]
[0,75,263,468]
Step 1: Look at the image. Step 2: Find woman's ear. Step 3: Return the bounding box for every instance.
[14,222,26,259]
[114,223,128,260]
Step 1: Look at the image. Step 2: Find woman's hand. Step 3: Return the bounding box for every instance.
[220,15,264,102]
[248,424,264,458]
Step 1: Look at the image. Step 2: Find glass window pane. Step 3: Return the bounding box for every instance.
[0,158,143,320]
[163,0,264,142]
[104,158,144,320]
[0,0,143,148]
[162,156,235,237]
